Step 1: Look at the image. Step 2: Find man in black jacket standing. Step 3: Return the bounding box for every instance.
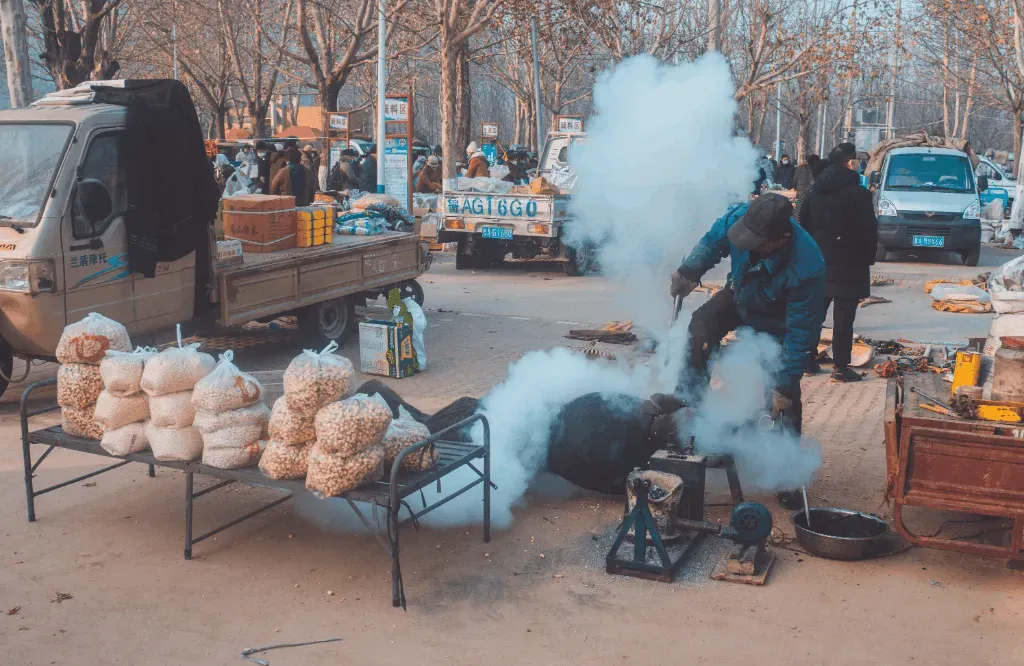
[799,143,878,383]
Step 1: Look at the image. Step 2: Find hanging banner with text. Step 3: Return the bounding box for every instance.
[383,95,413,212]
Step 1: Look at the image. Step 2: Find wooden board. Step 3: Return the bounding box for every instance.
[711,549,775,585]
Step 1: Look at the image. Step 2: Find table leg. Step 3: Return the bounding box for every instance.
[148,464,155,478]
[184,472,194,560]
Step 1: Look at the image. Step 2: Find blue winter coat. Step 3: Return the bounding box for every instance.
[678,203,826,389]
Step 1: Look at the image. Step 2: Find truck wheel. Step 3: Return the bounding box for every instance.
[0,337,13,399]
[874,244,889,263]
[299,297,355,348]
[564,244,592,276]
[398,279,425,306]
[961,244,981,267]
[455,239,477,270]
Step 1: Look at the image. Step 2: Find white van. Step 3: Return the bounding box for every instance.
[871,147,984,266]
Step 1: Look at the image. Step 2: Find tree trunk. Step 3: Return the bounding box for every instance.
[796,113,812,161]
[216,106,227,141]
[1012,115,1024,231]
[455,44,472,157]
[439,45,460,178]
[1,0,33,107]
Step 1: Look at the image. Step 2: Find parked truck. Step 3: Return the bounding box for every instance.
[438,132,592,275]
[0,80,426,397]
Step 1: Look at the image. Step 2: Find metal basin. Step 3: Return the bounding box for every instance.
[790,508,890,560]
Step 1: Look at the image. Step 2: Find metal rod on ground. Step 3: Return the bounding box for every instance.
[801,486,812,529]
[910,387,951,411]
[241,638,342,665]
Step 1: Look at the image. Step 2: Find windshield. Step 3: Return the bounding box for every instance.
[885,153,975,193]
[0,124,72,225]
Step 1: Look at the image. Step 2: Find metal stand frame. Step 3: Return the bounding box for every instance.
[606,478,693,582]
[20,378,493,609]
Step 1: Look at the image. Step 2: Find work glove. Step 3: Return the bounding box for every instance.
[670,271,698,298]
[770,388,794,421]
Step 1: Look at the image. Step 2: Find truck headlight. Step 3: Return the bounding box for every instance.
[963,200,981,220]
[877,198,897,217]
[0,260,56,294]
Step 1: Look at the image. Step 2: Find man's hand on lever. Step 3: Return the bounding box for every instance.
[670,271,698,298]
[770,387,794,422]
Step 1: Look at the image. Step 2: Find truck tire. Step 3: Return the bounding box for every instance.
[455,239,477,270]
[874,244,889,263]
[0,337,13,399]
[564,244,593,276]
[399,279,425,306]
[299,296,355,348]
[961,243,981,267]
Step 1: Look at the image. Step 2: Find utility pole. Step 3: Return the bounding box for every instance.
[818,103,827,156]
[172,0,179,80]
[0,0,33,106]
[774,82,782,160]
[707,0,721,52]
[530,16,543,153]
[884,0,901,139]
[375,0,386,193]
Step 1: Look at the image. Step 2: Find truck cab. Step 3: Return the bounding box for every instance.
[873,146,983,266]
[975,155,1015,215]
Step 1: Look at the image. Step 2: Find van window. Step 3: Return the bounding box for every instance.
[884,153,975,193]
[0,123,72,226]
[73,132,127,239]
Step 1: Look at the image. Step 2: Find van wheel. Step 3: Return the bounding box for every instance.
[874,244,889,262]
[0,338,13,399]
[299,297,355,348]
[564,244,592,276]
[961,244,981,267]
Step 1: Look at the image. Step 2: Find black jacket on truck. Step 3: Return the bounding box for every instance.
[799,165,879,299]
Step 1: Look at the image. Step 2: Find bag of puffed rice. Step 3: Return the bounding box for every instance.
[56,363,103,408]
[100,347,156,396]
[140,343,215,397]
[55,313,132,365]
[100,421,150,456]
[305,442,384,497]
[149,390,196,428]
[267,397,315,444]
[61,405,103,439]
[382,406,436,472]
[93,390,150,430]
[259,439,313,479]
[202,439,262,469]
[313,393,392,456]
[194,403,270,433]
[283,342,355,416]
[192,350,263,413]
[147,423,204,462]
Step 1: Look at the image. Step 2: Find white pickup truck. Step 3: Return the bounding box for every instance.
[438,132,591,275]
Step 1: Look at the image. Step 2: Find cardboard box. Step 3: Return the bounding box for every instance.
[223,194,297,253]
[216,239,244,267]
[359,320,417,378]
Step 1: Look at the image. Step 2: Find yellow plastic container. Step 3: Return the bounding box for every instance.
[951,351,981,394]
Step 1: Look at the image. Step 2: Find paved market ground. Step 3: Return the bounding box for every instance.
[2,246,1022,665]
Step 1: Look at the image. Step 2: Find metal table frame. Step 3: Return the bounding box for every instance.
[21,378,492,608]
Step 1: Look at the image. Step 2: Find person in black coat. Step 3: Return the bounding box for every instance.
[358,145,378,193]
[777,154,795,189]
[799,143,878,383]
[793,154,820,193]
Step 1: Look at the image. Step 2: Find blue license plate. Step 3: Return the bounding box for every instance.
[912,235,945,248]
[481,226,513,240]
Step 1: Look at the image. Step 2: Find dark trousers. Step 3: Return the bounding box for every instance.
[824,297,859,369]
[682,287,802,433]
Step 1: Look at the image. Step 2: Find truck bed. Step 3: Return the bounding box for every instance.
[216,231,420,327]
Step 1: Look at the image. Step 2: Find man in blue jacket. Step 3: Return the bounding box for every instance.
[670,194,825,503]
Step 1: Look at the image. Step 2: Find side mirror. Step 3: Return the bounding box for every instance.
[978,175,989,192]
[77,178,113,225]
[869,171,881,187]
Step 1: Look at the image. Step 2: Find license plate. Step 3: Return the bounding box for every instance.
[912,235,945,248]
[481,226,513,240]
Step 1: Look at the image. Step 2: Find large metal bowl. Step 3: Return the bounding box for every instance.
[790,508,890,560]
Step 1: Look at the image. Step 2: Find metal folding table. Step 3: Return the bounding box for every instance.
[21,377,492,608]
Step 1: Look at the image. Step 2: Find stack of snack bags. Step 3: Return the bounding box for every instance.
[381,406,437,472]
[306,394,391,497]
[260,342,355,480]
[55,313,132,439]
[141,337,216,462]
[192,351,269,469]
[96,347,157,455]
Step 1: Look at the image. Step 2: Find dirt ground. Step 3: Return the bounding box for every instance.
[2,254,1023,665]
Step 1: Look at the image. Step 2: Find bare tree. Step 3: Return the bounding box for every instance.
[29,0,126,88]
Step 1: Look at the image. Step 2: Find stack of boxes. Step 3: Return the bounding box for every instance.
[296,206,334,248]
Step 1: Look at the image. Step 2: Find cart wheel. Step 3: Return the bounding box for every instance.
[564,243,592,276]
[299,296,355,348]
[0,337,12,399]
[399,279,425,307]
